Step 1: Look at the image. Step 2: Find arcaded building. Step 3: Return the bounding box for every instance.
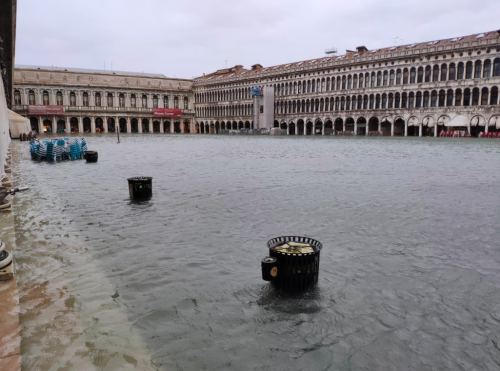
[12,66,194,134]
[193,30,500,137]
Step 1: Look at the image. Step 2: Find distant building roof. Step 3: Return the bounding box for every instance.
[15,65,168,79]
[194,30,500,82]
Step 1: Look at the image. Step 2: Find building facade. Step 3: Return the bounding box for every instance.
[12,30,500,137]
[193,30,500,137]
[12,66,194,134]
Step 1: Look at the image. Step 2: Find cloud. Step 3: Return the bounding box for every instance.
[16,0,500,79]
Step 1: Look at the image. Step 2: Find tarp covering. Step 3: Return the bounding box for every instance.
[8,109,31,138]
[446,115,469,127]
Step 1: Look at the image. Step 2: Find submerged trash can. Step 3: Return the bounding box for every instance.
[84,151,98,163]
[262,236,323,291]
[128,177,152,199]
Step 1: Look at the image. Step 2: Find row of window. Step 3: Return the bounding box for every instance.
[195,87,251,103]
[195,58,500,103]
[196,104,254,118]
[13,90,189,109]
[273,87,499,113]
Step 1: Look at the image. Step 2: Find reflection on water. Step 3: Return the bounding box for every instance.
[13,134,500,371]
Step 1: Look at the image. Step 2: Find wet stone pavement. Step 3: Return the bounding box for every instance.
[10,134,500,371]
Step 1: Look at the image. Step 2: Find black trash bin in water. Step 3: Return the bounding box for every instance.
[128,177,152,199]
[262,236,323,291]
[84,151,98,163]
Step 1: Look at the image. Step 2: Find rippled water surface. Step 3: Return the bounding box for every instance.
[12,135,500,371]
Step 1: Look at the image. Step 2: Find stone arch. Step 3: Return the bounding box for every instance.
[381,117,391,136]
[470,115,486,137]
[324,119,333,135]
[289,121,296,135]
[367,117,378,132]
[119,118,127,133]
[297,119,305,135]
[131,118,139,133]
[83,117,91,133]
[95,117,104,133]
[142,118,150,133]
[394,117,405,136]
[334,117,343,133]
[69,117,78,133]
[345,117,355,133]
[153,120,161,133]
[407,116,419,136]
[356,116,367,135]
[56,119,66,133]
[315,118,323,135]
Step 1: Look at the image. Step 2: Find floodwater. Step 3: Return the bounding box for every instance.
[10,134,500,371]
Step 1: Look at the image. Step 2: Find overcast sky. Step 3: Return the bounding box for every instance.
[16,0,500,79]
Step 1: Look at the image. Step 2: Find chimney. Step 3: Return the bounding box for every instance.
[251,64,263,71]
[356,46,368,53]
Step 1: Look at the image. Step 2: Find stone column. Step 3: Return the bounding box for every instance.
[149,120,153,133]
[419,123,423,137]
[78,117,83,133]
[170,121,174,133]
[343,121,346,132]
[485,122,489,134]
[138,119,143,133]
[181,120,185,134]
[104,118,108,133]
[378,121,381,132]
[114,93,119,108]
[65,119,70,134]
[38,116,43,133]
[322,121,325,135]
[404,122,408,137]
[354,121,357,136]
[160,119,164,133]
[91,117,96,133]
[434,124,438,137]
[391,122,394,136]
[90,91,95,107]
[52,116,57,133]
[127,118,131,133]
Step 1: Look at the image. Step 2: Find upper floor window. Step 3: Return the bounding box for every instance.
[107,93,113,107]
[410,68,416,84]
[29,90,35,105]
[376,73,382,87]
[371,73,376,87]
[14,90,21,105]
[474,61,482,79]
[56,91,63,105]
[163,95,168,108]
[396,69,402,85]
[174,96,179,109]
[432,66,439,82]
[95,93,101,106]
[83,92,89,107]
[465,62,473,79]
[403,69,409,84]
[43,91,49,105]
[440,64,447,81]
[153,95,158,108]
[70,92,76,106]
[389,70,395,86]
[483,59,491,78]
[119,93,125,107]
[457,62,464,79]
[425,66,431,82]
[494,58,500,77]
[131,94,136,107]
[417,67,423,83]
[142,95,147,108]
[449,63,456,80]
[184,97,188,109]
